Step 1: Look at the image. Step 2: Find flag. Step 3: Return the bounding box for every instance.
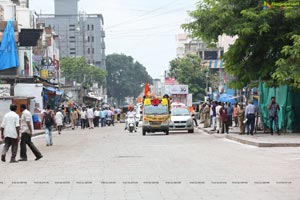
[144,82,150,96]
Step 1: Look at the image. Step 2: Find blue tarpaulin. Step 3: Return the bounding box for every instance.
[217,93,236,104]
[0,21,19,70]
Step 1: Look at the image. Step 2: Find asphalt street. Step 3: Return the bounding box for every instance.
[0,124,299,200]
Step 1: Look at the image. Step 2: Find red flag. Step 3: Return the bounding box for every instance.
[144,82,150,96]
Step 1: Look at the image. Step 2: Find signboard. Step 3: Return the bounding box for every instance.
[0,84,10,97]
[164,85,189,95]
[40,69,48,79]
[164,77,176,85]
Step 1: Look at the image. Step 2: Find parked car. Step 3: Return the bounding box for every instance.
[169,107,194,133]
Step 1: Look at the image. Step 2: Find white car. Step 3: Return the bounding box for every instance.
[169,107,194,133]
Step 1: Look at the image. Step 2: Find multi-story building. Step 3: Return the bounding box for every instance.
[37,0,106,69]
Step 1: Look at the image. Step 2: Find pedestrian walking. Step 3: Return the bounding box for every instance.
[210,101,217,131]
[226,103,233,127]
[203,103,210,128]
[19,104,43,161]
[245,100,256,135]
[219,103,229,134]
[233,103,239,127]
[100,108,107,127]
[1,104,20,163]
[268,97,280,135]
[216,102,222,133]
[237,104,245,134]
[86,106,94,129]
[70,107,78,130]
[55,108,64,134]
[93,107,100,127]
[80,108,87,129]
[41,105,56,146]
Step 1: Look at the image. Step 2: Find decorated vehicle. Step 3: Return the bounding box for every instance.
[142,96,170,135]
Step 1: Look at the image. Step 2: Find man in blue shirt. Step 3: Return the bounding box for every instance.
[245,100,256,135]
[100,109,107,127]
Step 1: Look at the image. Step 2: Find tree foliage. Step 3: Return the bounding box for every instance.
[106,53,153,104]
[169,54,210,101]
[183,0,300,88]
[60,57,107,87]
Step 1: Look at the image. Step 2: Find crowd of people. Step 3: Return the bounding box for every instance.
[1,103,120,163]
[197,97,280,135]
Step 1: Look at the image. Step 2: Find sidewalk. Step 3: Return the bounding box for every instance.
[0,125,72,145]
[198,123,300,147]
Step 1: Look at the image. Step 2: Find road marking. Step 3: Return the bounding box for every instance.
[223,138,258,148]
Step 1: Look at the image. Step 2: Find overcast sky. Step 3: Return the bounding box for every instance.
[29,0,199,79]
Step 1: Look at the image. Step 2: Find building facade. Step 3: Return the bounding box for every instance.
[37,0,106,69]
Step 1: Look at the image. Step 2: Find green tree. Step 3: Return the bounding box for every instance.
[60,57,107,87]
[183,0,300,88]
[169,54,210,101]
[106,53,153,104]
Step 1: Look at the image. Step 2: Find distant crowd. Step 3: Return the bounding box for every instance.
[197,97,280,135]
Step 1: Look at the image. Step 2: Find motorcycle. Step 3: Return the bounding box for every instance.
[106,116,112,126]
[127,115,136,133]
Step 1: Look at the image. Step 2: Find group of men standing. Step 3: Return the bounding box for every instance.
[199,97,280,135]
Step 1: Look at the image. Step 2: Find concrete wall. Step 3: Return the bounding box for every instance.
[14,83,43,110]
[0,99,12,123]
[0,0,16,20]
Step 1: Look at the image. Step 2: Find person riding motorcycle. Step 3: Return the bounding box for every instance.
[124,106,136,131]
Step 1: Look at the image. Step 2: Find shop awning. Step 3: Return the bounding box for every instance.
[19,29,43,46]
[43,86,64,95]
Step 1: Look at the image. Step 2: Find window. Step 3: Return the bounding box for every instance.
[92,48,94,54]
[69,36,75,43]
[88,36,90,42]
[204,51,218,60]
[91,24,94,31]
[92,36,94,42]
[87,24,90,31]
[69,24,75,31]
[88,48,90,54]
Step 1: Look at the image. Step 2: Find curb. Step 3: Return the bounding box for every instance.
[198,127,300,148]
[225,134,300,147]
[0,125,72,145]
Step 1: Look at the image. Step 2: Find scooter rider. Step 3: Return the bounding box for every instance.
[106,108,113,126]
[125,106,136,131]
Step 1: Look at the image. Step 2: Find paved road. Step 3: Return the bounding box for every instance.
[0,124,299,200]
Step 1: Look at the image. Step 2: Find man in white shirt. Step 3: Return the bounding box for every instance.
[86,106,94,129]
[93,107,100,127]
[1,104,20,163]
[215,102,222,133]
[125,108,136,130]
[80,108,87,129]
[19,104,43,161]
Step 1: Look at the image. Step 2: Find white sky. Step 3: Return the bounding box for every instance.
[29,0,199,79]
